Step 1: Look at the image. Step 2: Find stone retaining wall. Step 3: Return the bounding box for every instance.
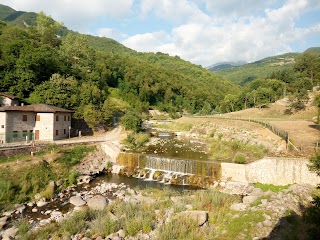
[0,145,44,158]
[221,157,320,186]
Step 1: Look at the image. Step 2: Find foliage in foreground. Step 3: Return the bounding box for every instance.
[0,145,95,213]
[18,189,241,239]
[303,151,320,239]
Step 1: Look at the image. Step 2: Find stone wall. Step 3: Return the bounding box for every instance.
[221,157,320,186]
[0,145,45,158]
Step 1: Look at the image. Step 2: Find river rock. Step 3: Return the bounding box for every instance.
[250,188,264,197]
[70,195,87,207]
[77,175,93,185]
[32,208,38,213]
[36,200,48,207]
[243,195,259,204]
[3,210,14,217]
[117,229,126,238]
[230,203,247,211]
[0,217,7,230]
[87,195,107,210]
[177,210,208,226]
[16,204,26,213]
[34,193,42,200]
[2,226,18,240]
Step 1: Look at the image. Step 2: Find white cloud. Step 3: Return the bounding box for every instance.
[95,28,128,40]
[122,31,172,52]
[140,0,210,24]
[123,0,319,66]
[0,0,134,31]
[1,0,319,66]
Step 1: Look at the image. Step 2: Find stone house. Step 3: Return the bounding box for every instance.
[0,103,73,143]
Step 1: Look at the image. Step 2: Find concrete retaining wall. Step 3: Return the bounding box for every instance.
[221,157,320,186]
[100,142,120,163]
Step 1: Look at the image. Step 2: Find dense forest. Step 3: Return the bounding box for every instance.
[0,10,239,129]
[0,5,320,131]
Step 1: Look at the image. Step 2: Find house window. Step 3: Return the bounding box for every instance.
[35,114,40,121]
[56,130,59,136]
[68,116,70,121]
[22,115,27,121]
[64,129,66,134]
[56,115,59,121]
[1,125,4,128]
[64,116,66,121]
[12,131,18,138]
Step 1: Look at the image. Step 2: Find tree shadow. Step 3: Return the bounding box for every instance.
[308,124,320,131]
[257,203,318,240]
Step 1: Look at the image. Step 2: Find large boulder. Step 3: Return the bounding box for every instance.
[70,195,86,207]
[2,227,18,240]
[177,210,208,226]
[87,195,107,210]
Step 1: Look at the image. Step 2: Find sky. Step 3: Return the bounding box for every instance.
[1,0,320,67]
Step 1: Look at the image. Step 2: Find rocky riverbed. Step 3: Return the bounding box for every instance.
[0,171,315,240]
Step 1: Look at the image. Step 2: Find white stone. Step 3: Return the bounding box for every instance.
[34,193,42,200]
[230,203,247,211]
[70,195,87,207]
[36,200,48,207]
[87,195,108,210]
[177,210,208,226]
[263,220,273,227]
[117,229,126,238]
[32,208,38,213]
[243,195,259,204]
[2,227,18,239]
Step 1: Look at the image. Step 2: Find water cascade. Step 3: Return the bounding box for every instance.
[117,152,221,187]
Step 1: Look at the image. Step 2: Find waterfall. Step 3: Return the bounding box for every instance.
[117,152,221,181]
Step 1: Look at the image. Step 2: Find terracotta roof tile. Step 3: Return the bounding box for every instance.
[0,104,73,113]
[0,92,20,99]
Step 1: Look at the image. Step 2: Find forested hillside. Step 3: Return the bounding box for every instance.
[215,53,299,85]
[0,9,239,130]
[218,50,320,113]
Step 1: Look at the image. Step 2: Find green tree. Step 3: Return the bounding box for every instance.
[28,74,79,109]
[315,94,320,123]
[36,11,62,47]
[121,109,143,132]
[294,52,320,86]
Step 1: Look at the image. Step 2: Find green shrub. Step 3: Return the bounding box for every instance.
[234,154,246,164]
[254,183,290,192]
[157,217,204,239]
[57,145,95,167]
[90,211,119,237]
[124,132,150,149]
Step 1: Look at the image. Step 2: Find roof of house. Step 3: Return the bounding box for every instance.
[0,104,73,113]
[0,92,20,100]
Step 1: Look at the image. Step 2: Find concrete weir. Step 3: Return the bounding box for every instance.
[221,157,320,186]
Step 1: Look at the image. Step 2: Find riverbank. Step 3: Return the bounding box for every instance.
[0,141,318,240]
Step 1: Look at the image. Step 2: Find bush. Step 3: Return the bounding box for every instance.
[124,132,150,149]
[234,154,246,164]
[121,110,143,132]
